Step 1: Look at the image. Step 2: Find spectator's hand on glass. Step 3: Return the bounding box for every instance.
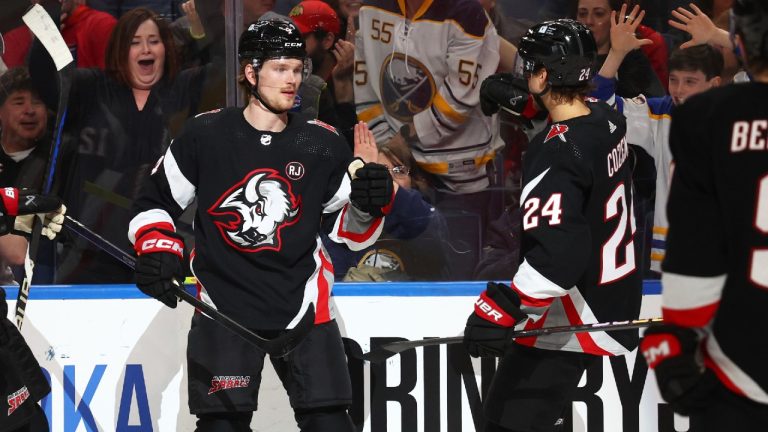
[182,0,206,39]
[609,4,652,55]
[668,3,719,49]
[354,121,378,163]
[332,39,355,81]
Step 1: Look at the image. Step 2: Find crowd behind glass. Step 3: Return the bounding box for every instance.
[0,0,736,285]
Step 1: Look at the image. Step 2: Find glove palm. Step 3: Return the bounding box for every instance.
[349,161,394,217]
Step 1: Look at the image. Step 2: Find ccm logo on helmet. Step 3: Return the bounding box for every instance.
[141,238,184,255]
[285,42,303,47]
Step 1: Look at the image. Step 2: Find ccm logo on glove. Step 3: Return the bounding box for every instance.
[641,334,681,368]
[141,238,184,255]
[136,228,184,258]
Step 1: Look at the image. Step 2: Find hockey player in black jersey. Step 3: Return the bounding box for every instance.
[0,188,65,431]
[639,0,768,428]
[464,19,642,431]
[128,19,392,432]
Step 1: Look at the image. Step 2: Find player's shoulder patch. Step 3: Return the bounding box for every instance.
[194,108,223,118]
[544,124,569,143]
[307,119,339,136]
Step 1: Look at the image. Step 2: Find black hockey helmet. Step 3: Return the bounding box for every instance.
[238,19,307,64]
[517,19,597,87]
[731,0,768,62]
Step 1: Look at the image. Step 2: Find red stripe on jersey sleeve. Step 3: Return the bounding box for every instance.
[662,302,720,328]
[704,353,747,398]
[315,248,333,324]
[335,205,384,243]
[514,309,549,347]
[562,294,613,356]
[511,283,555,308]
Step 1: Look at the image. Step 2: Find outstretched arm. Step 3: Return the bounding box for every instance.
[668,3,732,50]
[498,37,519,73]
[599,4,653,79]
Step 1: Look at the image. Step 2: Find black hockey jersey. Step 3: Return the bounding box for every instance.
[511,100,642,355]
[662,82,768,404]
[129,108,384,329]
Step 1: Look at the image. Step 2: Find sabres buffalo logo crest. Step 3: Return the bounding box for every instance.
[380,52,436,122]
[208,169,301,252]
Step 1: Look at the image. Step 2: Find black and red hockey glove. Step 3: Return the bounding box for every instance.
[134,226,185,308]
[463,282,527,357]
[640,324,718,415]
[0,187,66,240]
[479,73,540,124]
[349,161,394,217]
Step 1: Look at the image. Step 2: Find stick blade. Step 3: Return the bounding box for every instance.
[362,336,465,363]
[361,347,402,363]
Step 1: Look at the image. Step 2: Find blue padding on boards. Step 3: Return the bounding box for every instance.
[2,280,662,300]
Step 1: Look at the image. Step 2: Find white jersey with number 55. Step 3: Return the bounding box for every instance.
[354,0,501,193]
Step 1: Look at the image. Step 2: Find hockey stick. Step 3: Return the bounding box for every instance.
[62,215,315,357]
[15,4,74,329]
[362,317,664,362]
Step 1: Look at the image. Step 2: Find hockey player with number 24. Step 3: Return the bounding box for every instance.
[128,20,393,432]
[463,19,642,431]
[639,0,768,429]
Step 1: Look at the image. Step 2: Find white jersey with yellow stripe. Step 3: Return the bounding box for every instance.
[593,75,674,272]
[354,0,502,193]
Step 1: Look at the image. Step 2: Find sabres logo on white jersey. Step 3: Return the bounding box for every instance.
[208,169,301,252]
[380,52,436,122]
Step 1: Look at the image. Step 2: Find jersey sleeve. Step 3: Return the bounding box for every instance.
[511,154,592,322]
[592,75,655,155]
[128,119,200,244]
[353,14,396,145]
[321,133,385,251]
[660,101,726,329]
[411,11,500,146]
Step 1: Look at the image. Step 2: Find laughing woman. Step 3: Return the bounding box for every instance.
[29,7,223,283]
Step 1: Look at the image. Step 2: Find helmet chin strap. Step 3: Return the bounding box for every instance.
[249,62,289,115]
[251,80,289,115]
[531,82,551,111]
